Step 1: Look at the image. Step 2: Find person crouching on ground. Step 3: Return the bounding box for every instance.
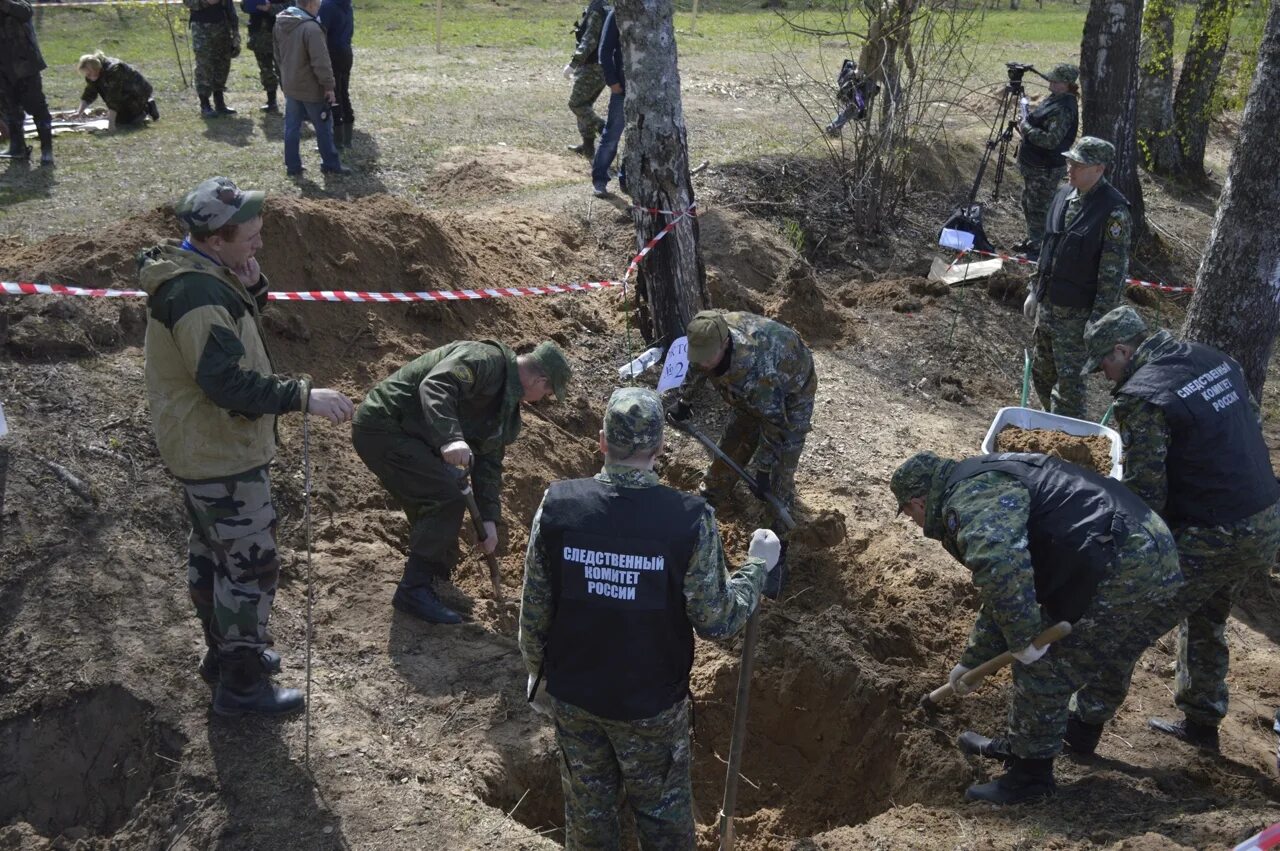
[73,51,159,130]
[273,0,349,176]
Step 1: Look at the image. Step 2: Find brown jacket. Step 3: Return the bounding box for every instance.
[273,5,334,102]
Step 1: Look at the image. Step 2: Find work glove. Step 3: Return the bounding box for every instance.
[748,529,781,571]
[562,63,574,80]
[1012,641,1049,665]
[668,400,692,423]
[1022,290,1038,320]
[527,674,552,717]
[441,440,472,467]
[949,663,984,697]
[748,469,771,501]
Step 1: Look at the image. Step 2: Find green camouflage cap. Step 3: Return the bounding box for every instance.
[176,177,265,236]
[686,310,730,365]
[603,387,664,458]
[890,451,947,513]
[1081,305,1148,374]
[1043,63,1079,84]
[529,341,572,401]
[1063,136,1115,166]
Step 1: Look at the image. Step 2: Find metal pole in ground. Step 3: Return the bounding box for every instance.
[303,409,314,769]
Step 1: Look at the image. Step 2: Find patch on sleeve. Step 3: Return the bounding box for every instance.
[451,364,474,384]
[1108,220,1124,239]
[945,508,960,535]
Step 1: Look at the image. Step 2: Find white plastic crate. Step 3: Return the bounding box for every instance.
[980,406,1124,480]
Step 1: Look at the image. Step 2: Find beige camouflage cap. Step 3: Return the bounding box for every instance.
[686,310,730,365]
[529,341,572,402]
[1064,136,1115,166]
[890,451,947,513]
[1044,63,1079,84]
[177,177,265,236]
[603,387,664,458]
[1082,306,1148,374]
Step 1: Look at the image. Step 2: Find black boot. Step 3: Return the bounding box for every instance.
[146,99,160,121]
[213,91,236,116]
[261,88,278,113]
[1148,716,1220,752]
[1063,714,1104,755]
[37,124,53,166]
[965,756,1056,805]
[958,730,1014,761]
[392,579,462,624]
[566,138,595,159]
[4,121,29,159]
[334,122,349,149]
[212,649,303,717]
[199,94,215,118]
[199,620,283,685]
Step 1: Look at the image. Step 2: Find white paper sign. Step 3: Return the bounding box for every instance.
[939,228,975,251]
[657,336,690,392]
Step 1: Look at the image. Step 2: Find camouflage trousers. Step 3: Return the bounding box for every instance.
[1019,163,1065,250]
[251,46,278,93]
[703,368,817,522]
[1005,520,1183,759]
[1072,501,1280,727]
[552,696,695,851]
[351,425,465,582]
[182,466,280,656]
[1031,301,1091,420]
[190,21,236,97]
[568,64,607,143]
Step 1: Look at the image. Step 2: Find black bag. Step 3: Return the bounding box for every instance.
[939,202,994,254]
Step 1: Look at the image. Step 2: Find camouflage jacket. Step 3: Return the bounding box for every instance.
[1019,92,1076,155]
[0,0,45,79]
[569,0,606,67]
[519,465,768,677]
[80,57,153,112]
[354,341,522,521]
[1065,179,1131,324]
[685,312,814,474]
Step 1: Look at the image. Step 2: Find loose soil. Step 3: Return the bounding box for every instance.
[996,426,1115,478]
[2,146,1279,851]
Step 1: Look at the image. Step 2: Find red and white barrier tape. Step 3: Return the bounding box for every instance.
[624,210,691,281]
[630,203,698,217]
[952,248,1195,294]
[0,279,626,302]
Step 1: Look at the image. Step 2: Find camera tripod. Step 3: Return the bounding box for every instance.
[965,65,1031,208]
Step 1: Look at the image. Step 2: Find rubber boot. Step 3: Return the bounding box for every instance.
[1148,716,1220,752]
[4,119,29,159]
[37,124,53,166]
[146,99,160,121]
[199,94,215,118]
[213,91,236,116]
[964,756,1056,805]
[958,730,1014,761]
[261,88,278,113]
[566,138,595,159]
[1063,714,1104,755]
[212,649,303,717]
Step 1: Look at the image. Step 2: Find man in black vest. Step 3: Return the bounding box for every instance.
[1068,306,1280,754]
[519,386,779,847]
[1013,62,1078,260]
[1024,136,1132,420]
[891,450,1180,804]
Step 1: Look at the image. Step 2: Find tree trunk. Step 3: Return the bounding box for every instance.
[1173,0,1236,178]
[1181,0,1280,401]
[1137,0,1181,172]
[1080,0,1147,238]
[613,0,709,348]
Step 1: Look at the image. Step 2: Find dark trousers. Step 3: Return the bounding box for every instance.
[591,89,624,189]
[0,69,52,135]
[330,46,354,126]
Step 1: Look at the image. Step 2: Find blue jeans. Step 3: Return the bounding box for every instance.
[591,90,625,189]
[283,96,342,173]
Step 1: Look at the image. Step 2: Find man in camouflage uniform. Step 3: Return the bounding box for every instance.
[1014,62,1078,260]
[1025,136,1131,420]
[139,177,354,716]
[1066,307,1280,754]
[891,450,1181,803]
[520,387,780,847]
[0,0,54,164]
[185,0,240,117]
[242,0,287,112]
[352,340,572,624]
[562,0,607,159]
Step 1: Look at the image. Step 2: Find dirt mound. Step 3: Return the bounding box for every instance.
[996,426,1114,476]
[427,159,521,202]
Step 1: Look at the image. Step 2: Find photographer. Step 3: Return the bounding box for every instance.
[1015,63,1078,260]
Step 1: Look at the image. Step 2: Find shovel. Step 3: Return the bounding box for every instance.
[667,412,793,851]
[454,465,505,603]
[918,620,1072,712]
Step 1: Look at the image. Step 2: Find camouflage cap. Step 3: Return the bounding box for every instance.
[176,177,265,236]
[890,451,947,513]
[1043,63,1079,84]
[1081,305,1148,374]
[603,387,664,458]
[529,340,572,402]
[686,310,730,366]
[1063,136,1115,166]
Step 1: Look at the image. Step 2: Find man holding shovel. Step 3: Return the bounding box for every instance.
[352,340,571,624]
[892,450,1180,803]
[519,387,779,848]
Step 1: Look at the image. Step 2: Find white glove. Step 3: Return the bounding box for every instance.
[1023,291,1038,320]
[528,674,552,717]
[1012,641,1049,665]
[949,663,984,697]
[748,529,781,571]
[562,63,574,80]
[441,440,472,467]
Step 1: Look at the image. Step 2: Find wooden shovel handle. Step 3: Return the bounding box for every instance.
[924,620,1072,706]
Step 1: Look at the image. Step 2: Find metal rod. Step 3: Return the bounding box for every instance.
[303,409,314,769]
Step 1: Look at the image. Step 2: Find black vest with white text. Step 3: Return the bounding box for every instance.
[539,477,703,720]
